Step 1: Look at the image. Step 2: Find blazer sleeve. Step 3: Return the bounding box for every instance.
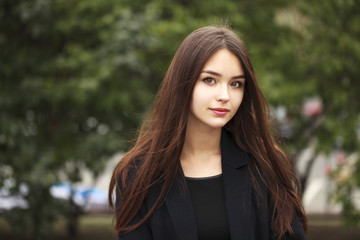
[251,163,306,240]
[116,176,153,240]
[273,211,306,240]
[117,203,153,240]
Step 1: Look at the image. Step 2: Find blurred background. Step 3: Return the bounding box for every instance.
[0,0,359,239]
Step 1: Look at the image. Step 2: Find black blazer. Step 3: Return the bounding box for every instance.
[118,130,306,240]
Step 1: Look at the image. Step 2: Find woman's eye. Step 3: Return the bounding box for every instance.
[231,81,243,88]
[203,77,216,84]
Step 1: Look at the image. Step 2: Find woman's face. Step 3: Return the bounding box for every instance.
[188,48,245,130]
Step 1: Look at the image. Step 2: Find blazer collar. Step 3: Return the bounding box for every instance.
[164,176,198,240]
[221,128,252,240]
[221,128,250,169]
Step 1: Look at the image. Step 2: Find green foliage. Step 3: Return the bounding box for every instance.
[272,0,360,224]
[268,0,360,153]
[0,0,158,238]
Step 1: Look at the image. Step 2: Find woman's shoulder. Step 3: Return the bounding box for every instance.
[116,157,143,185]
[116,157,163,195]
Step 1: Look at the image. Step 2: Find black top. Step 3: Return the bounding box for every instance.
[185,174,231,240]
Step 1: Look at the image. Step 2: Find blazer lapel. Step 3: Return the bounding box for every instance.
[165,174,198,240]
[221,129,252,240]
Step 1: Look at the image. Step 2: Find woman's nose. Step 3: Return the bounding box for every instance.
[216,85,230,102]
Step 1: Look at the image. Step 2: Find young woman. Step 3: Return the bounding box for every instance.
[109,26,307,240]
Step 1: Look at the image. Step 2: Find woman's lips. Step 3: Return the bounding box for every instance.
[210,108,229,116]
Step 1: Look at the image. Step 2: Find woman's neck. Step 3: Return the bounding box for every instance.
[180,122,222,177]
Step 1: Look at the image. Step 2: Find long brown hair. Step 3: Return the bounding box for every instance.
[109,26,307,238]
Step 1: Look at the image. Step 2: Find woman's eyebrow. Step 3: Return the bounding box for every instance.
[201,70,246,79]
